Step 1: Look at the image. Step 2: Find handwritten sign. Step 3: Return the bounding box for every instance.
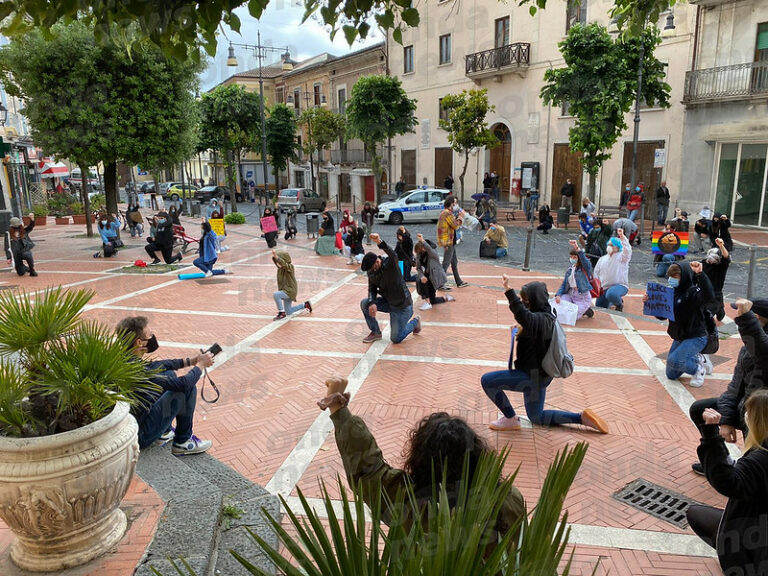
[209,218,226,238]
[652,230,688,256]
[644,282,675,321]
[260,215,278,234]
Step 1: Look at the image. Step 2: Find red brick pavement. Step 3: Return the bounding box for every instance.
[0,216,734,574]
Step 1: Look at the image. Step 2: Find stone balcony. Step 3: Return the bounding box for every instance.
[683,61,768,105]
[464,42,530,83]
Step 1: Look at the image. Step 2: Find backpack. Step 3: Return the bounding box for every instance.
[542,314,575,379]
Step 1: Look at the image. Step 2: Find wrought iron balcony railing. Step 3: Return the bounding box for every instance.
[684,61,768,104]
[465,43,530,78]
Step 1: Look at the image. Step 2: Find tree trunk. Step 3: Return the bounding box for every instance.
[588,171,597,204]
[79,164,93,237]
[234,153,243,213]
[104,161,118,217]
[459,151,470,205]
[371,146,382,204]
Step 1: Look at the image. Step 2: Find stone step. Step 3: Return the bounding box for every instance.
[134,446,279,576]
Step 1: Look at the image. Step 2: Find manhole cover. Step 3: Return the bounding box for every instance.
[613,478,701,529]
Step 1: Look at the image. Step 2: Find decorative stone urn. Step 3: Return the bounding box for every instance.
[0,402,139,572]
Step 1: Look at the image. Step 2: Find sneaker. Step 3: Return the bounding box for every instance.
[222,269,232,274]
[614,303,624,312]
[457,282,470,288]
[153,427,175,447]
[93,252,101,258]
[362,331,382,343]
[489,415,521,431]
[304,300,313,314]
[581,408,609,434]
[444,295,455,303]
[439,285,452,292]
[583,308,594,318]
[419,302,433,311]
[689,359,706,388]
[150,258,161,266]
[691,462,705,476]
[172,435,212,455]
[456,238,462,245]
[204,270,213,278]
[175,253,183,263]
[346,259,357,265]
[29,270,38,277]
[412,315,422,334]
[701,354,714,375]
[273,311,287,321]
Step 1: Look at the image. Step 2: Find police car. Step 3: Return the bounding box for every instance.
[375,187,450,225]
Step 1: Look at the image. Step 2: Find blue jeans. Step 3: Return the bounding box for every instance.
[628,209,640,221]
[274,290,305,315]
[481,369,582,426]
[496,248,508,259]
[193,257,225,275]
[666,335,707,380]
[657,204,669,226]
[360,297,418,343]
[137,387,197,449]
[655,254,676,277]
[595,285,628,309]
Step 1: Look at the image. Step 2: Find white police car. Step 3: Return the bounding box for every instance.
[375,187,451,225]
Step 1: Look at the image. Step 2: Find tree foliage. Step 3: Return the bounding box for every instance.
[0,21,200,222]
[540,23,670,198]
[439,89,498,203]
[265,103,298,178]
[300,107,346,156]
[346,75,417,201]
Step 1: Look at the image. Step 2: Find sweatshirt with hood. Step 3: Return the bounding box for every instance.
[274,251,298,301]
[667,261,715,341]
[505,281,554,378]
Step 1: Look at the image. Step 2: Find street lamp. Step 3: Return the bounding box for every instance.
[287,88,327,195]
[227,34,293,206]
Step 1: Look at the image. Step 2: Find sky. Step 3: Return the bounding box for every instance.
[201,1,384,91]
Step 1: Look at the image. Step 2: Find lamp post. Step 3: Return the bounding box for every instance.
[287,88,327,195]
[227,34,293,207]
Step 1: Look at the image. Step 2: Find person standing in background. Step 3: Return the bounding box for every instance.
[560,178,575,213]
[655,181,670,225]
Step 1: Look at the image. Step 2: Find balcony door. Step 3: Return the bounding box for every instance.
[753,23,768,93]
[434,148,453,189]
[489,123,512,200]
[495,17,510,49]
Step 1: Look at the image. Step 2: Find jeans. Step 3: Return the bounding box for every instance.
[481,369,582,426]
[655,254,676,277]
[137,387,197,449]
[496,248,508,259]
[130,223,144,237]
[560,196,572,211]
[274,290,306,315]
[13,250,34,275]
[657,204,669,226]
[595,285,628,309]
[441,244,463,285]
[193,257,225,275]
[360,297,418,343]
[666,335,707,380]
[628,209,639,221]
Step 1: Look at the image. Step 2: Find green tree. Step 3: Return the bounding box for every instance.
[300,107,346,193]
[0,22,200,230]
[439,89,499,204]
[540,23,670,199]
[198,84,263,212]
[265,103,298,187]
[346,75,417,202]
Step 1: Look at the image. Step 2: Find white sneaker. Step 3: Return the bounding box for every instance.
[204,270,213,278]
[172,435,212,455]
[701,354,714,375]
[419,302,432,311]
[689,357,706,388]
[222,268,232,274]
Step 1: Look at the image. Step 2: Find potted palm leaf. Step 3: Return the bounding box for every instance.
[31,203,49,226]
[0,287,158,572]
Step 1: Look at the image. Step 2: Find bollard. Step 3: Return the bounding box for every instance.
[522,221,534,271]
[747,244,757,299]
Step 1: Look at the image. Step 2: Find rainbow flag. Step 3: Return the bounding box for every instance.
[652,231,688,256]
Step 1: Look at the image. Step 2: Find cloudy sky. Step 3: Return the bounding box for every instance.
[201,1,383,91]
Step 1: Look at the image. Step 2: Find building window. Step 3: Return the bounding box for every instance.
[203,165,209,176]
[293,88,301,115]
[495,17,510,48]
[338,88,346,113]
[566,0,588,32]
[561,101,571,117]
[404,45,414,73]
[313,83,321,106]
[275,87,284,104]
[439,34,451,65]
[439,98,450,125]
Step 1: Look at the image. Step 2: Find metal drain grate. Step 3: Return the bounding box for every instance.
[613,478,700,529]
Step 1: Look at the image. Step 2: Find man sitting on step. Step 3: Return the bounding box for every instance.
[117,316,214,455]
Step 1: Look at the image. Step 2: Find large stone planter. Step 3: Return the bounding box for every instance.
[0,402,139,572]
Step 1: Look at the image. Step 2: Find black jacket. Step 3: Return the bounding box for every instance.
[655,186,670,206]
[703,256,730,298]
[395,233,414,265]
[698,424,768,574]
[712,214,734,252]
[560,182,574,198]
[154,217,174,248]
[345,227,365,256]
[321,215,335,237]
[666,262,715,341]
[694,218,713,240]
[9,219,35,255]
[506,282,554,380]
[367,241,412,310]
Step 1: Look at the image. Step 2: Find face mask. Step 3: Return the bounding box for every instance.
[668,277,680,288]
[606,245,614,255]
[144,335,159,353]
[157,218,166,225]
[569,257,578,265]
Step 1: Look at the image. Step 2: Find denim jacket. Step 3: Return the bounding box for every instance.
[556,250,593,295]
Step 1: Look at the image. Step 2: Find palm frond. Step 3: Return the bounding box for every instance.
[0,361,34,435]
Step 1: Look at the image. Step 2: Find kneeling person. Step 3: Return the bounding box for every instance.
[117,316,214,455]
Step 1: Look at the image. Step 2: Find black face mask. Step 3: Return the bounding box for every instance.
[145,335,159,353]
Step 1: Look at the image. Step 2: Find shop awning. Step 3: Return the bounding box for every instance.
[38,161,69,178]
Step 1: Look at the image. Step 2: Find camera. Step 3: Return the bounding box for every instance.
[206,343,222,356]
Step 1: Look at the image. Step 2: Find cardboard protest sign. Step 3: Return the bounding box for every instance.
[260,215,278,234]
[549,298,579,326]
[210,218,226,237]
[652,230,688,256]
[644,282,675,321]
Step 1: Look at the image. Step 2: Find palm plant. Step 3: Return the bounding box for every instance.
[0,287,157,437]
[154,443,591,576]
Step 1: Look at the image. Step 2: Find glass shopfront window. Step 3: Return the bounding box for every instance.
[715,142,768,227]
[715,143,738,216]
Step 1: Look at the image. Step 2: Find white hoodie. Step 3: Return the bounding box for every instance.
[594,236,632,289]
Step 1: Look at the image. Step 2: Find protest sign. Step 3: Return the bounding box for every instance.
[210,218,226,237]
[549,298,579,326]
[652,230,688,256]
[644,282,675,321]
[260,215,278,234]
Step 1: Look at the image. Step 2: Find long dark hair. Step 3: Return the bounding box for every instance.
[201,221,212,235]
[403,412,489,490]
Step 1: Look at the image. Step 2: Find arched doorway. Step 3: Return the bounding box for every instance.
[489,124,512,200]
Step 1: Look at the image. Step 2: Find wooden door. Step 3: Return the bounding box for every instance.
[622,140,664,218]
[489,124,511,200]
[401,150,416,190]
[364,176,375,202]
[551,144,583,208]
[434,148,453,189]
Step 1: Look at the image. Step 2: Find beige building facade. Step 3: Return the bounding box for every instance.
[387,0,696,214]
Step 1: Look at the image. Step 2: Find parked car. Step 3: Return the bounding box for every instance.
[375,187,450,225]
[277,188,326,213]
[165,183,199,200]
[195,185,232,203]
